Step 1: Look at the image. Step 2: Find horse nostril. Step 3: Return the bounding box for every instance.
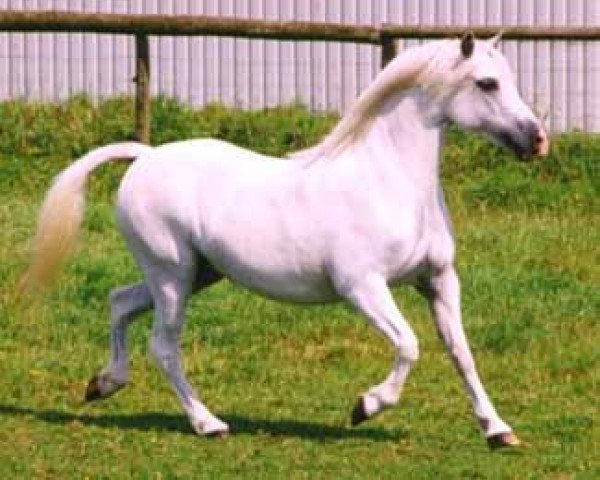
[534,129,550,156]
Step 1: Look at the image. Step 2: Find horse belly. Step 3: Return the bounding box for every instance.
[197,206,340,304]
[201,243,339,303]
[231,268,339,304]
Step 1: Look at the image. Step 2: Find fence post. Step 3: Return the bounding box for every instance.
[134,34,150,144]
[380,34,397,68]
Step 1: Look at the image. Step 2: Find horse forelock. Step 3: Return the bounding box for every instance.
[417,40,477,99]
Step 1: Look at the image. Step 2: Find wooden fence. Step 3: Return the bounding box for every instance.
[1,10,599,143]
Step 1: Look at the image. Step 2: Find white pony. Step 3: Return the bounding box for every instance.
[24,34,548,448]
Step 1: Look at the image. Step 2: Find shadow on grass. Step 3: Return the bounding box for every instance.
[0,404,404,442]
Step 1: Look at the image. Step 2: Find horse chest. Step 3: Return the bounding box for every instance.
[380,212,432,280]
[361,194,453,283]
[323,195,429,282]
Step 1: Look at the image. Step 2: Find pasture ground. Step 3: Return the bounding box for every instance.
[0,97,598,479]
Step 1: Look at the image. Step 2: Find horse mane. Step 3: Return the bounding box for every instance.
[289,39,468,163]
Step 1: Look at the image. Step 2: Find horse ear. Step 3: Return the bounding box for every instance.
[489,31,504,48]
[461,32,475,58]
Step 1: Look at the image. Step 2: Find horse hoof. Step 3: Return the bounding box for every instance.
[351,397,368,426]
[487,432,521,449]
[84,375,103,402]
[206,429,229,439]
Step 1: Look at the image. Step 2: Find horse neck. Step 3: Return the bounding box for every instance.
[292,41,446,165]
[356,87,445,196]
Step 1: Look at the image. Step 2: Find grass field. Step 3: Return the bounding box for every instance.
[0,97,598,479]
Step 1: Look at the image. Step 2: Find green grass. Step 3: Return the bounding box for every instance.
[0,97,598,479]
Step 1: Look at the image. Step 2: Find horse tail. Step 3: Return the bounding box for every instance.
[21,142,153,291]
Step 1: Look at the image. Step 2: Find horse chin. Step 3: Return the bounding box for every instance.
[488,129,534,161]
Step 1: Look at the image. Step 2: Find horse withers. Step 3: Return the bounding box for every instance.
[24,33,548,448]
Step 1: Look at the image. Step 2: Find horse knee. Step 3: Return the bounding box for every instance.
[109,287,129,321]
[110,283,153,323]
[149,329,181,371]
[149,335,169,362]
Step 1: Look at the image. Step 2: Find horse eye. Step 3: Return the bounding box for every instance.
[476,78,500,92]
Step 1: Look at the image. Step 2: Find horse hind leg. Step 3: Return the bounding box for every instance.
[85,282,153,401]
[146,262,228,437]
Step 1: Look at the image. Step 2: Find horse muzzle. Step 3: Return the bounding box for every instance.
[521,120,550,158]
[497,120,550,159]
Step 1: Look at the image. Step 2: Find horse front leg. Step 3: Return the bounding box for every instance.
[420,266,519,448]
[341,274,419,425]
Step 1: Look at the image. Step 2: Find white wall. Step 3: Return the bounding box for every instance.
[0,0,598,131]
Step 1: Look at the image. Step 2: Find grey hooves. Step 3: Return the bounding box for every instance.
[487,432,522,449]
[350,397,368,426]
[84,374,125,402]
[84,375,103,402]
[206,429,230,439]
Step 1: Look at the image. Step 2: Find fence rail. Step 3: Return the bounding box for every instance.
[1,10,599,142]
[2,11,599,41]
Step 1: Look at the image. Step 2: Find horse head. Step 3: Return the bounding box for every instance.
[435,33,549,159]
